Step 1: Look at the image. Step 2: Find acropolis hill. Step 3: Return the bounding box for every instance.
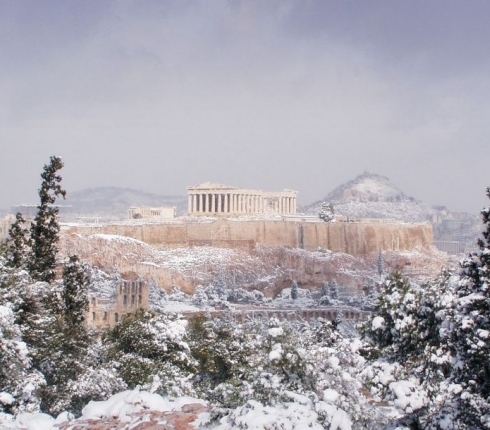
[63,218,433,256]
[58,181,438,295]
[63,181,433,255]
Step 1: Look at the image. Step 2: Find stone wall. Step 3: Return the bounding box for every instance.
[88,279,149,329]
[63,219,433,256]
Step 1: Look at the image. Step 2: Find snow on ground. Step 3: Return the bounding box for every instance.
[0,389,207,430]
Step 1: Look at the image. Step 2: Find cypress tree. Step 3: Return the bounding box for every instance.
[61,255,89,327]
[28,156,66,282]
[290,280,299,300]
[321,281,328,297]
[331,280,339,300]
[5,213,29,269]
[377,249,384,278]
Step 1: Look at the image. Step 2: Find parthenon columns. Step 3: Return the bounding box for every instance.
[187,183,297,216]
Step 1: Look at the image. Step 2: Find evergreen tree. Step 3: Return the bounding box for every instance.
[360,273,422,359]
[28,156,66,282]
[331,280,339,300]
[321,281,328,297]
[446,186,490,426]
[377,249,383,278]
[318,202,334,222]
[5,213,29,269]
[290,280,299,300]
[102,309,195,395]
[36,259,93,415]
[61,256,89,326]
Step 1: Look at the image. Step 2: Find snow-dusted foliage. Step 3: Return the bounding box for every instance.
[101,309,196,397]
[359,188,490,428]
[438,187,490,428]
[318,202,335,222]
[0,300,44,415]
[188,315,378,428]
[290,280,299,300]
[28,156,66,283]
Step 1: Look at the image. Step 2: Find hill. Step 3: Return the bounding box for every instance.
[303,171,483,249]
[303,171,433,222]
[61,187,187,221]
[303,171,430,222]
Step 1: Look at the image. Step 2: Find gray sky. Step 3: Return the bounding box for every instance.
[1,0,489,214]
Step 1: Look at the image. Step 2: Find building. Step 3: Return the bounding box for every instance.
[187,182,298,216]
[88,279,149,329]
[0,214,15,239]
[128,205,176,220]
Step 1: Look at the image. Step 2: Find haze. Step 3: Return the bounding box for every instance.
[1,1,489,214]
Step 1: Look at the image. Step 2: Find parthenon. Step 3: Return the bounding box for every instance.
[187,182,298,215]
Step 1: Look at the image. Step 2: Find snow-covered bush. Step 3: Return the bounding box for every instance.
[318,202,335,222]
[101,309,196,397]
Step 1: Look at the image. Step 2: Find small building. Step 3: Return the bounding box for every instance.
[0,214,15,239]
[88,279,149,329]
[187,182,298,216]
[128,205,176,220]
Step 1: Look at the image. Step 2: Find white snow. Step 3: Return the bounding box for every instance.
[0,390,206,430]
[268,327,284,337]
[371,316,385,330]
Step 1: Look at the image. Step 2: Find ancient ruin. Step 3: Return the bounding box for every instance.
[187,182,297,215]
[128,205,176,220]
[88,279,149,329]
[0,214,15,239]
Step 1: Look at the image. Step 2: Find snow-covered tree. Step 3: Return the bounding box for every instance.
[441,186,490,427]
[0,303,44,414]
[377,250,383,278]
[290,281,299,300]
[102,309,195,397]
[360,273,423,361]
[28,156,66,282]
[4,213,29,269]
[331,281,339,300]
[318,202,334,222]
[321,281,329,297]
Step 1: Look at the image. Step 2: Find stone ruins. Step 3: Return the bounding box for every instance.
[128,205,176,220]
[88,279,149,329]
[187,182,298,215]
[0,214,15,239]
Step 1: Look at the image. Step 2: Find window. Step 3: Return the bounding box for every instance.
[115,313,119,323]
[123,295,127,304]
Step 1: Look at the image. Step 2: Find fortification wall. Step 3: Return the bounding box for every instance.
[63,219,432,256]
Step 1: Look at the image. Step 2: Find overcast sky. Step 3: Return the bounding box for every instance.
[1,1,489,214]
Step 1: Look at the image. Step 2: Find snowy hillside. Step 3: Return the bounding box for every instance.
[61,187,187,221]
[303,171,429,222]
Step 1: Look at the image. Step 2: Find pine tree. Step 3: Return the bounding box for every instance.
[290,280,299,300]
[321,281,328,297]
[102,309,195,394]
[331,280,338,300]
[318,202,334,222]
[447,187,490,426]
[5,213,29,269]
[61,255,89,327]
[28,156,66,282]
[377,249,384,278]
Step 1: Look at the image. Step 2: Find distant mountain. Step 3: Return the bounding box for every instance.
[303,171,429,222]
[303,171,483,249]
[62,187,187,221]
